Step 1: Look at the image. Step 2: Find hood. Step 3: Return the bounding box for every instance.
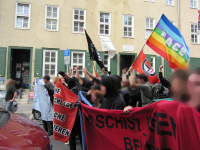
[0,110,50,150]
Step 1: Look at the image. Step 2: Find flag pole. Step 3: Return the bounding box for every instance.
[125,43,146,76]
[92,60,96,75]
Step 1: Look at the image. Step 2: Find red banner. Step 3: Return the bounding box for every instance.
[132,50,159,84]
[53,78,78,143]
[81,101,200,150]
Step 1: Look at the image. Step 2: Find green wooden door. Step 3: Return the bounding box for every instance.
[34,49,43,77]
[0,47,7,77]
[85,52,93,74]
[57,50,65,73]
[190,57,200,69]
[156,56,162,76]
[95,51,104,75]
[110,54,118,75]
[164,59,172,78]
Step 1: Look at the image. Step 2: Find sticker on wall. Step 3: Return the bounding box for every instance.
[24,71,29,76]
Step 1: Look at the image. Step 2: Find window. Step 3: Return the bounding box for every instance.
[190,0,198,8]
[145,0,155,2]
[145,18,155,39]
[45,5,59,31]
[123,15,134,37]
[43,50,58,77]
[151,56,156,71]
[71,52,85,77]
[191,23,199,43]
[99,12,111,35]
[165,0,174,6]
[15,2,31,29]
[73,9,86,33]
[104,53,110,71]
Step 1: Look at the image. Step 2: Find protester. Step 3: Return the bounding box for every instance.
[83,67,106,84]
[73,67,92,89]
[159,65,171,89]
[67,78,82,95]
[170,69,189,102]
[15,80,22,99]
[129,88,142,107]
[69,114,82,150]
[52,76,59,86]
[112,75,122,90]
[43,75,54,106]
[129,67,153,105]
[66,77,83,150]
[87,84,103,108]
[120,79,131,106]
[5,79,17,112]
[187,67,200,109]
[126,73,142,107]
[100,76,126,110]
[36,78,53,136]
[43,75,54,136]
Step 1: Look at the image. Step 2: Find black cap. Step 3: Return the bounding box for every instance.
[43,75,50,81]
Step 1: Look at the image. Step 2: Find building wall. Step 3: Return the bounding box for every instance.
[0,0,199,89]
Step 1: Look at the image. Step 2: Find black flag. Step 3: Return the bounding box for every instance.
[85,30,108,72]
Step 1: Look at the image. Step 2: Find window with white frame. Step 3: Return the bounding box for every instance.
[15,2,31,29]
[191,23,199,43]
[145,0,155,2]
[151,56,156,71]
[43,50,58,77]
[104,53,110,71]
[190,0,198,8]
[123,15,134,37]
[45,5,59,31]
[71,52,85,77]
[99,12,111,35]
[165,0,174,6]
[145,18,155,39]
[73,9,86,33]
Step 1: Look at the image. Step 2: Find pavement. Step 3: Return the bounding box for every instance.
[15,103,82,150]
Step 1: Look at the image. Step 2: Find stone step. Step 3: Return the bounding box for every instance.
[22,92,29,94]
[17,101,29,104]
[19,98,28,102]
[21,95,29,97]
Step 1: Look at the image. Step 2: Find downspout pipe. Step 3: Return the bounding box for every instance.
[178,0,180,31]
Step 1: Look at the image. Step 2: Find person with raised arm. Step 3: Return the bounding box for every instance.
[159,65,171,89]
[129,67,152,105]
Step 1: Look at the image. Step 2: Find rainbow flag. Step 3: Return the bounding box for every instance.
[146,14,189,69]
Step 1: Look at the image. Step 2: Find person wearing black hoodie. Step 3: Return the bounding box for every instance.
[100,76,126,110]
[67,78,82,150]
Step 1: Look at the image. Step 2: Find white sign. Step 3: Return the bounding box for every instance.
[0,78,5,89]
[123,45,134,52]
[99,36,116,58]
[16,71,21,78]
[64,49,70,65]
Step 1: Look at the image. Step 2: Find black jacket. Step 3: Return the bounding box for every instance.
[121,89,130,106]
[100,76,126,110]
[159,72,171,89]
[45,82,54,105]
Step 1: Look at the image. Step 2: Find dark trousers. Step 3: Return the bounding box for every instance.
[69,115,82,150]
[43,120,53,133]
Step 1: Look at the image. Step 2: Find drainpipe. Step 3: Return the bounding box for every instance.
[178,0,180,31]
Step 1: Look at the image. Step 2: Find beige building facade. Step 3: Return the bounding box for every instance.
[0,0,199,90]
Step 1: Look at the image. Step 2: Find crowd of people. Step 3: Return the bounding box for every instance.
[4,64,200,150]
[46,65,198,150]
